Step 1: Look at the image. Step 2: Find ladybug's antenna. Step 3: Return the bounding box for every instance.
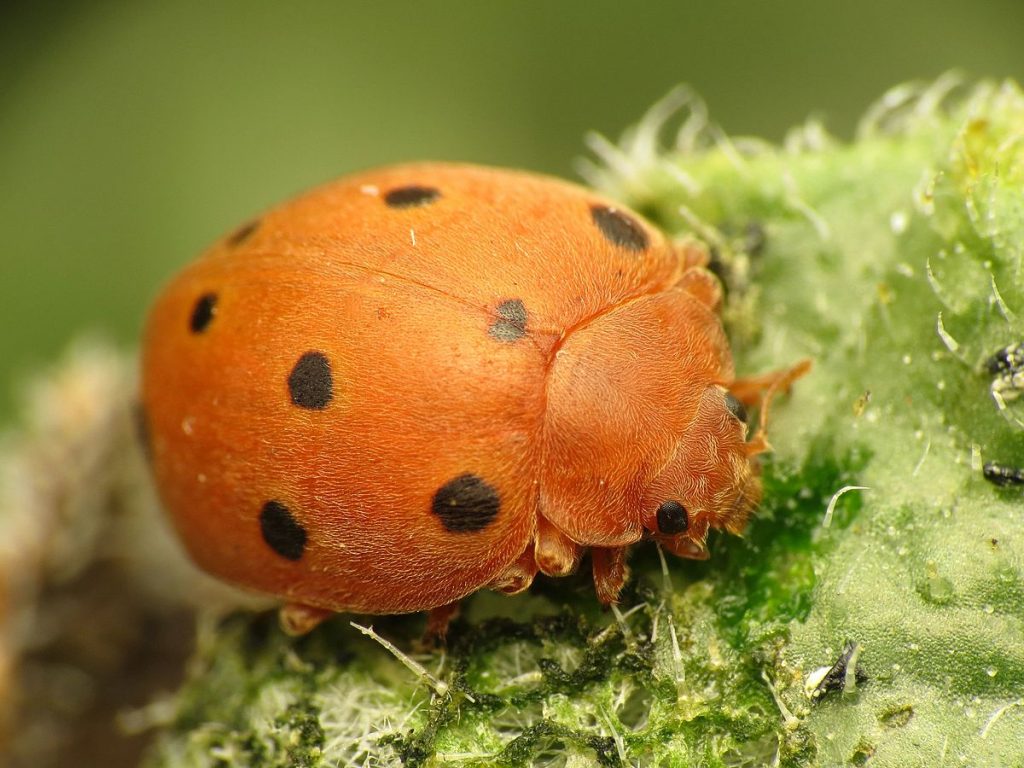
[736,358,812,456]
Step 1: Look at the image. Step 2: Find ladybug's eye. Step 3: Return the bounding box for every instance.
[656,500,689,535]
[724,392,747,423]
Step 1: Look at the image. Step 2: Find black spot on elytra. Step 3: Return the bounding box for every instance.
[384,185,440,209]
[656,500,689,535]
[489,299,527,342]
[288,352,333,410]
[133,402,152,461]
[227,219,260,247]
[590,205,648,252]
[724,392,748,423]
[260,500,307,560]
[432,473,501,533]
[190,293,218,333]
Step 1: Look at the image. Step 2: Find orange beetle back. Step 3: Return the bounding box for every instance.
[140,163,805,631]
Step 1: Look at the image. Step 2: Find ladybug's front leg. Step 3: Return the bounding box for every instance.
[591,546,629,605]
[535,516,582,577]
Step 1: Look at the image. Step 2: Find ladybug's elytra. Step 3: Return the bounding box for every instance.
[139,163,808,635]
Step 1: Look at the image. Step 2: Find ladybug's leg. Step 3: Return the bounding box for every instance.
[424,601,461,642]
[488,544,538,596]
[591,546,629,605]
[677,267,723,311]
[673,239,711,271]
[535,516,582,577]
[279,603,333,636]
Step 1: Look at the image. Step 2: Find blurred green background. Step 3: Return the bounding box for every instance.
[2,0,1023,421]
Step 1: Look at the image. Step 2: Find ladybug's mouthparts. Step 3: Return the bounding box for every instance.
[721,472,761,535]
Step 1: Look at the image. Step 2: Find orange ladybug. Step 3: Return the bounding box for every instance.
[140,163,808,635]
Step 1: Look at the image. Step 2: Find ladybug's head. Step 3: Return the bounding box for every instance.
[642,384,769,560]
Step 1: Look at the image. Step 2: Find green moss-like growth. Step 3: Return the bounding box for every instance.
[143,79,1024,767]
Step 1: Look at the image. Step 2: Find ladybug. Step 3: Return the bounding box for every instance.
[139,163,808,635]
